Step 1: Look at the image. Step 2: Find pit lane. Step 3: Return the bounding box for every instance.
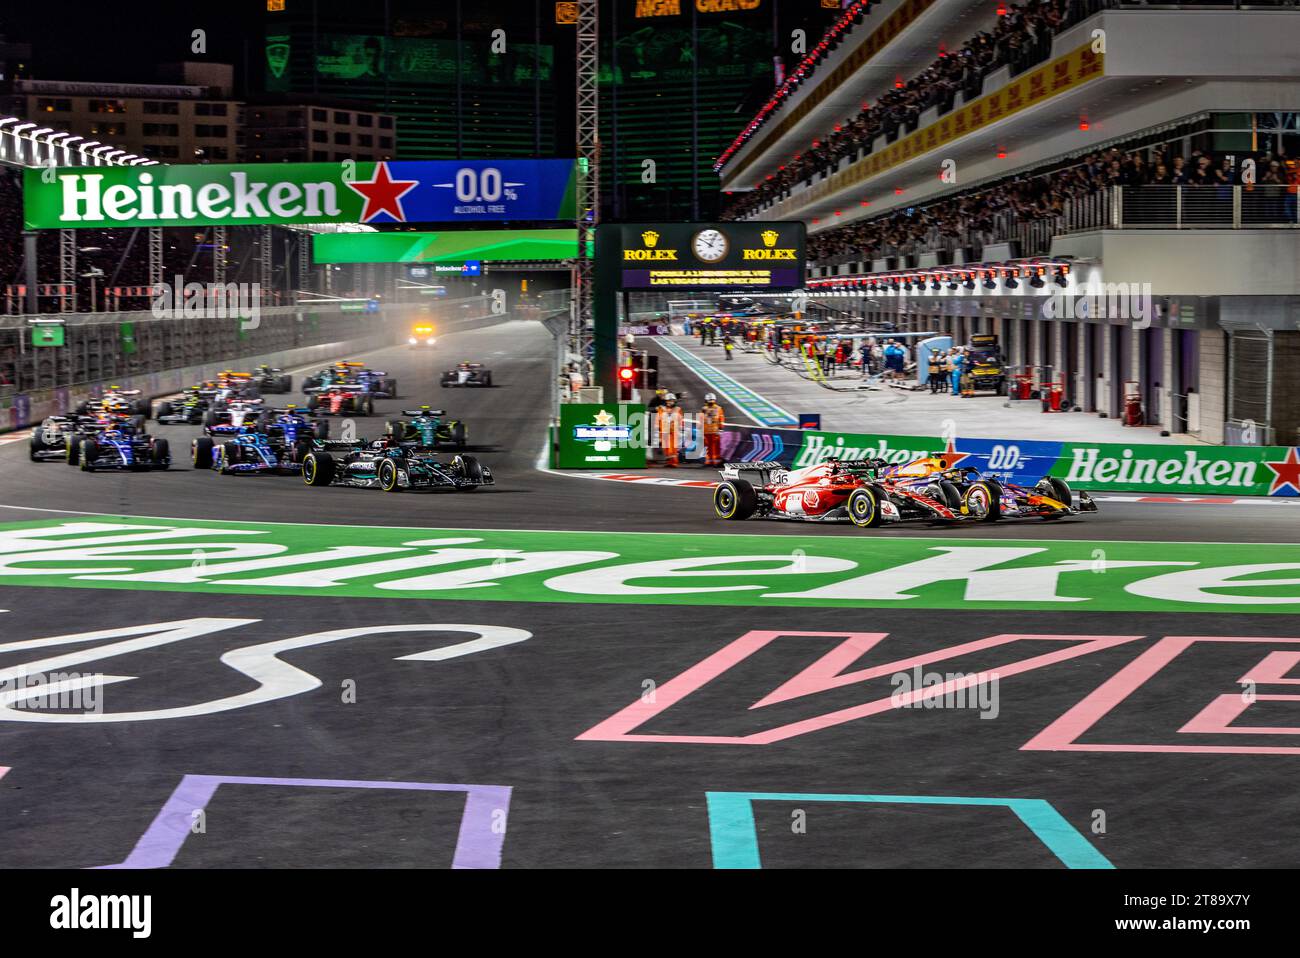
[0,313,1296,870]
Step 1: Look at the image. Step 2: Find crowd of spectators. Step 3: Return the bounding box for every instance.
[806,141,1298,266]
[723,0,1093,220]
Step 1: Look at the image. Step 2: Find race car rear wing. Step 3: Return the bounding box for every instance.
[400,409,445,417]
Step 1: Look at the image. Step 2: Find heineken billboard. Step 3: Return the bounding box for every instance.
[555,404,647,469]
[23,159,578,230]
[314,229,579,265]
[789,431,1300,498]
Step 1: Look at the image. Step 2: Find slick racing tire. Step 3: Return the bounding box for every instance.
[1039,476,1073,508]
[302,451,335,486]
[452,454,484,490]
[306,395,320,412]
[1036,477,1073,518]
[450,421,467,449]
[313,419,329,440]
[482,372,493,387]
[192,436,215,469]
[847,486,885,528]
[219,442,241,475]
[203,410,220,429]
[927,479,963,511]
[962,479,1002,521]
[379,458,401,493]
[279,376,293,393]
[152,438,170,470]
[66,438,80,466]
[79,439,98,472]
[29,434,43,462]
[713,479,757,520]
[384,420,405,440]
[156,401,173,420]
[292,439,313,464]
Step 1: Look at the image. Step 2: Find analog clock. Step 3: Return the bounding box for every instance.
[692,229,729,263]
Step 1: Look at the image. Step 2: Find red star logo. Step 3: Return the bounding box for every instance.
[346,162,419,223]
[1264,447,1300,496]
[941,437,971,469]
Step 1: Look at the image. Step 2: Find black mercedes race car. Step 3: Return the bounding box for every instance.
[155,390,211,425]
[384,406,468,449]
[252,365,293,393]
[301,439,492,492]
[440,362,493,387]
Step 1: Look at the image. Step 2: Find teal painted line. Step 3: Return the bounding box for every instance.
[705,791,1113,870]
[656,338,797,427]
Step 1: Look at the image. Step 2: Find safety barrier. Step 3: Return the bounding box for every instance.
[707,424,1300,498]
[0,295,505,431]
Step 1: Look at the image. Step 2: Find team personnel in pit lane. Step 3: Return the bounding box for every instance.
[656,393,684,467]
[699,393,725,467]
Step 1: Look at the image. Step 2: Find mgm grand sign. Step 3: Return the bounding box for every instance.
[617,222,806,290]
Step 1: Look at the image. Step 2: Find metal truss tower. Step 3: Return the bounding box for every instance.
[59,229,76,312]
[148,228,163,293]
[573,0,600,379]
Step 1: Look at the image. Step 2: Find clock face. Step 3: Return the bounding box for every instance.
[692,229,729,263]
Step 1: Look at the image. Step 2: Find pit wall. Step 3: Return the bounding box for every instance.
[702,424,1298,498]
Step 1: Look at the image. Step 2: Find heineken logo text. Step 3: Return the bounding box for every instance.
[57,171,342,224]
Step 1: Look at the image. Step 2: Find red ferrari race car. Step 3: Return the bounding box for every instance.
[712,458,964,527]
[306,385,375,417]
[712,455,1097,528]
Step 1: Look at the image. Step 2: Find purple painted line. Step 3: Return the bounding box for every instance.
[98,774,511,869]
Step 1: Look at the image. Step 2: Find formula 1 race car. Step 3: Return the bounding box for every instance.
[67,428,171,472]
[301,440,492,492]
[440,362,493,388]
[879,453,1097,521]
[191,406,332,473]
[75,387,151,419]
[203,399,269,435]
[154,388,211,425]
[712,459,965,527]
[191,433,353,475]
[252,365,293,394]
[306,385,375,417]
[29,415,111,461]
[384,406,467,449]
[302,362,397,398]
[39,411,146,463]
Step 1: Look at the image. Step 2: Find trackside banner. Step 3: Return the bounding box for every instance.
[23,159,578,229]
[0,518,1295,614]
[789,431,1300,498]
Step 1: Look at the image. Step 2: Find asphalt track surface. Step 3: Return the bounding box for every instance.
[0,315,1297,869]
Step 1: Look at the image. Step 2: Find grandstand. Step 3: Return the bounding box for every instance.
[717,0,1300,447]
